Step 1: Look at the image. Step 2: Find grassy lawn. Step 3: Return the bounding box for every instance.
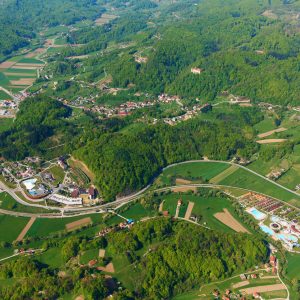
[254,117,276,134]
[80,248,99,265]
[0,90,12,100]
[0,192,51,213]
[0,118,13,133]
[159,162,230,186]
[36,247,64,269]
[161,192,251,233]
[26,214,102,238]
[117,203,156,220]
[0,215,29,242]
[47,164,65,185]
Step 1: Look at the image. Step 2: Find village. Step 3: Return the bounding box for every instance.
[0,155,101,207]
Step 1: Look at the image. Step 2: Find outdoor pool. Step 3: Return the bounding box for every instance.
[260,225,274,236]
[277,234,298,243]
[247,207,266,220]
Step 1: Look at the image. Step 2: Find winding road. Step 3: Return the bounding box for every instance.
[1,159,300,218]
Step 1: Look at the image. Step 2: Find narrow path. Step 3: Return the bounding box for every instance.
[15,217,36,241]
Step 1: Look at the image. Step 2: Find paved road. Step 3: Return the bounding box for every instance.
[163,159,300,198]
[1,159,300,218]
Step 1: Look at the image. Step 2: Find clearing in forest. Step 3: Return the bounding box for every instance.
[256,139,287,144]
[65,217,92,231]
[214,209,249,233]
[209,165,238,184]
[98,262,115,273]
[184,201,194,220]
[257,127,287,138]
[99,249,105,258]
[15,217,36,241]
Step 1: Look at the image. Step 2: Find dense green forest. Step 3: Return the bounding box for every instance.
[0,218,268,299]
[0,0,104,60]
[37,0,300,105]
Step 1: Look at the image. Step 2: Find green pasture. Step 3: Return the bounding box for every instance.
[117,203,155,220]
[0,192,50,213]
[0,215,29,242]
[160,192,251,233]
[80,248,99,265]
[47,164,65,185]
[36,247,64,269]
[26,214,101,238]
[160,162,230,185]
[0,90,12,100]
[0,118,13,133]
[219,167,300,203]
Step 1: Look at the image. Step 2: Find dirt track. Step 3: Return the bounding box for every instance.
[15,217,36,241]
[184,201,194,220]
[214,209,249,233]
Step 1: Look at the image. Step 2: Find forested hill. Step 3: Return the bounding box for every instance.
[0,0,104,60]
[38,0,300,105]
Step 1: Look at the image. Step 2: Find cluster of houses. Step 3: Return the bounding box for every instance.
[266,168,286,180]
[163,103,212,125]
[85,93,183,118]
[0,91,31,117]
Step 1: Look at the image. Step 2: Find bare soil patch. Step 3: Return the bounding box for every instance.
[232,280,250,289]
[240,283,285,294]
[258,127,287,138]
[25,48,45,58]
[99,249,105,258]
[66,217,92,231]
[15,217,36,241]
[10,78,35,86]
[159,200,164,212]
[172,186,197,193]
[0,61,15,69]
[98,262,115,273]
[176,178,192,185]
[214,209,249,233]
[184,201,194,220]
[257,139,287,144]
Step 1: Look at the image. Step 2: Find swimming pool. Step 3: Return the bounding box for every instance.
[277,234,298,243]
[247,207,266,220]
[260,225,274,236]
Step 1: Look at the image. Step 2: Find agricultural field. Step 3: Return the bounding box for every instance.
[218,167,300,203]
[26,214,102,238]
[174,270,286,300]
[0,214,30,242]
[0,55,44,92]
[158,162,230,186]
[159,161,300,204]
[158,192,252,234]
